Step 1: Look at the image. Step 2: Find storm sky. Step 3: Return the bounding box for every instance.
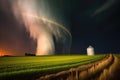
[71,0,120,53]
[0,0,120,56]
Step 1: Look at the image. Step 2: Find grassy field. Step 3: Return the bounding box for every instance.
[0,55,105,79]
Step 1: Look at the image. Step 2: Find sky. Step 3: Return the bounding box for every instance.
[70,0,120,53]
[0,0,120,56]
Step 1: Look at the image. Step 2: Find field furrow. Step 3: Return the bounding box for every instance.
[37,54,120,80]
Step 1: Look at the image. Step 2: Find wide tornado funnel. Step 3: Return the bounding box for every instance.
[10,0,71,55]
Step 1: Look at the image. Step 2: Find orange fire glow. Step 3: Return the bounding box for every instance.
[0,48,10,56]
[0,49,5,56]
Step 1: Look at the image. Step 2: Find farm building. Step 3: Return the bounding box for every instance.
[87,46,95,56]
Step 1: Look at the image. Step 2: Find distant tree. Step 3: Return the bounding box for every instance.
[3,55,11,57]
[25,53,35,56]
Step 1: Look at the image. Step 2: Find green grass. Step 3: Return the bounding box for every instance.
[0,54,105,79]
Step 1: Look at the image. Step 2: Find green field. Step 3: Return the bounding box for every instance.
[0,55,105,79]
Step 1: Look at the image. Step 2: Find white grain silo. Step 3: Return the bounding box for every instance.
[87,46,95,56]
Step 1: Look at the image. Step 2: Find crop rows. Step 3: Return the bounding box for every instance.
[38,54,120,80]
[0,55,104,80]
